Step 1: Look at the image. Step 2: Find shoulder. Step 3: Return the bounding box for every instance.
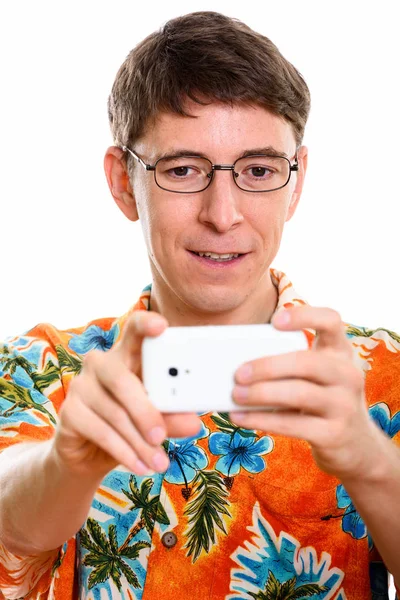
[344,323,400,374]
[0,315,121,413]
[2,315,121,364]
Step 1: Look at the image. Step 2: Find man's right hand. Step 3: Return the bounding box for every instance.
[53,310,202,479]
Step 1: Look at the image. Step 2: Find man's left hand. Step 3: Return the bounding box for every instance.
[231,306,384,481]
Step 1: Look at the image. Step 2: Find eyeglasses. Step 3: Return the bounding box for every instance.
[122,146,298,194]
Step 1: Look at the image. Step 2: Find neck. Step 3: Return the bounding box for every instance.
[149,270,279,326]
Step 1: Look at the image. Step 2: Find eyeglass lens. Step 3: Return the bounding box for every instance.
[154,156,290,192]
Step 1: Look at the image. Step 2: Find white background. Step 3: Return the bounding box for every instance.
[0,2,398,595]
[0,1,399,342]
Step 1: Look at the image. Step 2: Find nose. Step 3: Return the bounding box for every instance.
[198,169,244,233]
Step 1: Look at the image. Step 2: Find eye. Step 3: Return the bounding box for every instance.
[170,166,190,177]
[244,165,275,179]
[250,166,273,178]
[163,164,200,179]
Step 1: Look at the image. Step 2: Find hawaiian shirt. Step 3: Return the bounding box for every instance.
[0,269,399,600]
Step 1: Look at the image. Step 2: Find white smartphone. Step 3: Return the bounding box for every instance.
[142,324,308,413]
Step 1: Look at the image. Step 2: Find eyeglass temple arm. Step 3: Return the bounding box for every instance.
[290,149,300,172]
[122,146,155,171]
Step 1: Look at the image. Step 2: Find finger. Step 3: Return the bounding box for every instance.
[58,396,151,475]
[164,413,203,438]
[81,376,169,473]
[235,350,358,388]
[229,410,325,444]
[272,306,352,355]
[113,310,168,372]
[232,379,328,414]
[84,350,168,448]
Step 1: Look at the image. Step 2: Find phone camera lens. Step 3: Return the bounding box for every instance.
[169,367,178,377]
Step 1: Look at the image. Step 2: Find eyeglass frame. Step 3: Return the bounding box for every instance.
[122,146,299,194]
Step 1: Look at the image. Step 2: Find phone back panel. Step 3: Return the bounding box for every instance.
[142,324,308,413]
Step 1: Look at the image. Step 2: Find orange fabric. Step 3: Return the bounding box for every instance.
[0,269,398,599]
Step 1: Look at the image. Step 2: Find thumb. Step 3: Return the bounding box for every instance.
[113,310,168,374]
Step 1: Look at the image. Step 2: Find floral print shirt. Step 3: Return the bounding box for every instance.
[0,269,399,600]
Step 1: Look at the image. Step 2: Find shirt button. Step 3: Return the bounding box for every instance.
[161,531,178,548]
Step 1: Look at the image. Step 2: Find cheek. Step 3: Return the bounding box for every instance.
[145,202,192,256]
[246,195,290,238]
[133,176,161,234]
[148,194,195,231]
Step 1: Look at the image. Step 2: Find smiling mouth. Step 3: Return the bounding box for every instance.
[189,250,245,262]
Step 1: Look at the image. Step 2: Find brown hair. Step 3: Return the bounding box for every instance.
[108,11,310,154]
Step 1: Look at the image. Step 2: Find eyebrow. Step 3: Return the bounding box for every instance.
[154,146,290,162]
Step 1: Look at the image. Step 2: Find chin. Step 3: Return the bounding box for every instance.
[179,285,247,315]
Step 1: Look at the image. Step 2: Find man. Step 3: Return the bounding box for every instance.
[0,11,399,600]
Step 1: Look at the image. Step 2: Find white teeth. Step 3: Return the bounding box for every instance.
[197,252,239,260]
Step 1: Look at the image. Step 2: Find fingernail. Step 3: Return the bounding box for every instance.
[274,309,291,326]
[153,451,169,472]
[149,426,166,445]
[236,364,252,383]
[233,385,249,400]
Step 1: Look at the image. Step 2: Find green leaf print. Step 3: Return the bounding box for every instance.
[81,517,150,591]
[0,377,56,425]
[88,560,112,589]
[0,346,36,375]
[248,570,328,600]
[346,325,400,344]
[87,518,111,553]
[56,344,83,375]
[119,475,170,551]
[31,360,60,394]
[184,470,231,562]
[120,541,150,560]
[119,560,140,588]
[108,525,118,554]
[211,412,258,441]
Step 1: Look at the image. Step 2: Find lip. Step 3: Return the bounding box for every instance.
[190,250,245,255]
[187,250,248,269]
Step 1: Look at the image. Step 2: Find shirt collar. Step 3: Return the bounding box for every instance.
[118,268,308,330]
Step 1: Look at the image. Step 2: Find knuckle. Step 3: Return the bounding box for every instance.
[321,417,342,444]
[67,370,91,404]
[82,350,103,371]
[276,416,294,437]
[112,405,129,429]
[112,373,137,403]
[336,390,358,419]
[95,428,114,451]
[341,363,364,392]
[329,309,342,328]
[260,357,275,379]
[295,384,311,408]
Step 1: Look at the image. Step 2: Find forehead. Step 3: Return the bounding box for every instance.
[135,101,296,161]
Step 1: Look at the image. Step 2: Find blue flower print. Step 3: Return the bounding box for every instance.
[369,402,400,438]
[209,431,273,476]
[68,324,119,355]
[332,403,400,549]
[230,502,346,599]
[164,422,209,487]
[336,484,367,540]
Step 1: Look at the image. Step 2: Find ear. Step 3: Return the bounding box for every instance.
[285,145,308,222]
[104,146,139,222]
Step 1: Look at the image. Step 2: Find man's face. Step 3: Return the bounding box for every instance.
[124,101,306,317]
